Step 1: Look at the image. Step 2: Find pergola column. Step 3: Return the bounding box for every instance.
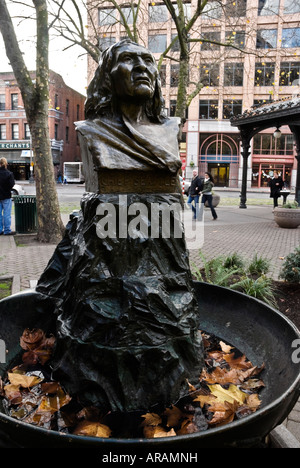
[289,124,300,204]
[240,131,251,209]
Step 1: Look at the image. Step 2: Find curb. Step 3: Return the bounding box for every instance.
[270,424,300,448]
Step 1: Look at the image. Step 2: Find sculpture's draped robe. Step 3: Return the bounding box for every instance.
[36,115,203,413]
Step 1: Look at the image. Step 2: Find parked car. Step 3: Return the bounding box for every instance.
[11,184,25,196]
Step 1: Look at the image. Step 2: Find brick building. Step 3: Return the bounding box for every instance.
[87,0,299,190]
[0,70,85,181]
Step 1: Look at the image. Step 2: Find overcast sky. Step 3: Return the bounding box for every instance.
[0,1,88,96]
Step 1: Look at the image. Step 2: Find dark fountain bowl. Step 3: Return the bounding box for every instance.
[0,282,299,449]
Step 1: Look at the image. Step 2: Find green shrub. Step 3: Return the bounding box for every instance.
[279,247,300,283]
[230,276,277,308]
[248,253,270,276]
[223,252,245,271]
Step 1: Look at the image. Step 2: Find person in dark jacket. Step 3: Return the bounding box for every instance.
[0,157,15,235]
[200,172,218,220]
[187,169,203,219]
[268,170,284,210]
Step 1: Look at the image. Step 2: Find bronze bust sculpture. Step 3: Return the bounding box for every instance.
[76,39,182,193]
[37,40,203,414]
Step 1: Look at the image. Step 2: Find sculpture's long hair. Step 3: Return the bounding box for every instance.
[85,39,166,123]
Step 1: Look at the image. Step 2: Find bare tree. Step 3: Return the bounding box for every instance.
[0,0,65,243]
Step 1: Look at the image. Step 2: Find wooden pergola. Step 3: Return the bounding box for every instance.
[230,96,300,208]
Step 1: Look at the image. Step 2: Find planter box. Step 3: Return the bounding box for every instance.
[205,194,220,208]
[274,207,300,229]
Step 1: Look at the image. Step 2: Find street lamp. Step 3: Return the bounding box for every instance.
[273,128,282,139]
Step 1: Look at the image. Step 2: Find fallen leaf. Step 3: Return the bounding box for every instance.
[143,425,176,438]
[7,373,42,388]
[141,413,162,427]
[208,384,247,405]
[72,420,112,438]
[20,329,45,351]
[164,405,184,427]
[220,341,234,354]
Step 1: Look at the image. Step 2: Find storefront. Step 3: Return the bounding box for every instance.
[251,132,295,189]
[0,141,32,180]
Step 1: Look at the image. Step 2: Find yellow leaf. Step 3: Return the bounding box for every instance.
[143,425,176,438]
[8,373,42,388]
[208,384,247,405]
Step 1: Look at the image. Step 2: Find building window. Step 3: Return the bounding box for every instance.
[255,62,275,86]
[200,32,221,50]
[11,93,18,110]
[170,100,177,116]
[66,126,69,143]
[99,36,116,51]
[199,100,218,119]
[253,133,294,155]
[224,63,244,86]
[223,99,242,119]
[225,31,246,48]
[148,4,168,22]
[281,28,300,48]
[121,6,137,25]
[77,104,80,120]
[24,123,30,139]
[256,29,277,48]
[200,64,220,87]
[54,94,59,109]
[148,34,167,53]
[55,124,58,140]
[280,62,300,85]
[258,0,280,15]
[159,64,166,86]
[66,99,69,116]
[98,8,117,26]
[225,0,247,16]
[202,1,222,19]
[11,123,19,140]
[0,94,5,111]
[284,0,300,14]
[173,2,191,19]
[170,64,180,87]
[0,124,6,140]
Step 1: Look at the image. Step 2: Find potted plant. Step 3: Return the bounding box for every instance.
[189,161,195,167]
[274,201,300,229]
[204,190,220,208]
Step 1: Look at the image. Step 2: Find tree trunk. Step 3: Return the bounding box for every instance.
[0,0,65,243]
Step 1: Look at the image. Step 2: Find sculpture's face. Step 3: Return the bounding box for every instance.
[110,43,158,101]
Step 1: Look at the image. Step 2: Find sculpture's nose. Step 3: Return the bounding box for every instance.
[133,56,147,70]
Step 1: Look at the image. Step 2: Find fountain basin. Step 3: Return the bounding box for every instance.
[0,282,299,448]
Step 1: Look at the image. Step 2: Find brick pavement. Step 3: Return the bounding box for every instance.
[0,203,299,446]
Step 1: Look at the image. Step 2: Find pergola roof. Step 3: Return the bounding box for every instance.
[230,95,300,133]
[229,95,300,207]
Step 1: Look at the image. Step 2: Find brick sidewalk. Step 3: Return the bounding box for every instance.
[0,203,299,446]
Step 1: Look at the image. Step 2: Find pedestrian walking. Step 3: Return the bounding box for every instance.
[0,157,15,235]
[187,169,203,219]
[200,172,218,220]
[268,170,284,210]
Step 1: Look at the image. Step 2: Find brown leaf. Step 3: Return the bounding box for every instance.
[7,372,42,388]
[141,413,162,427]
[223,353,253,369]
[219,341,234,354]
[73,420,112,438]
[164,405,184,428]
[177,417,199,435]
[20,328,45,351]
[143,425,176,438]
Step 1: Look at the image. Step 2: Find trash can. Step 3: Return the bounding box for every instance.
[14,195,37,233]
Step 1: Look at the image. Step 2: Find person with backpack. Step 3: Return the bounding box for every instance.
[0,157,15,235]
